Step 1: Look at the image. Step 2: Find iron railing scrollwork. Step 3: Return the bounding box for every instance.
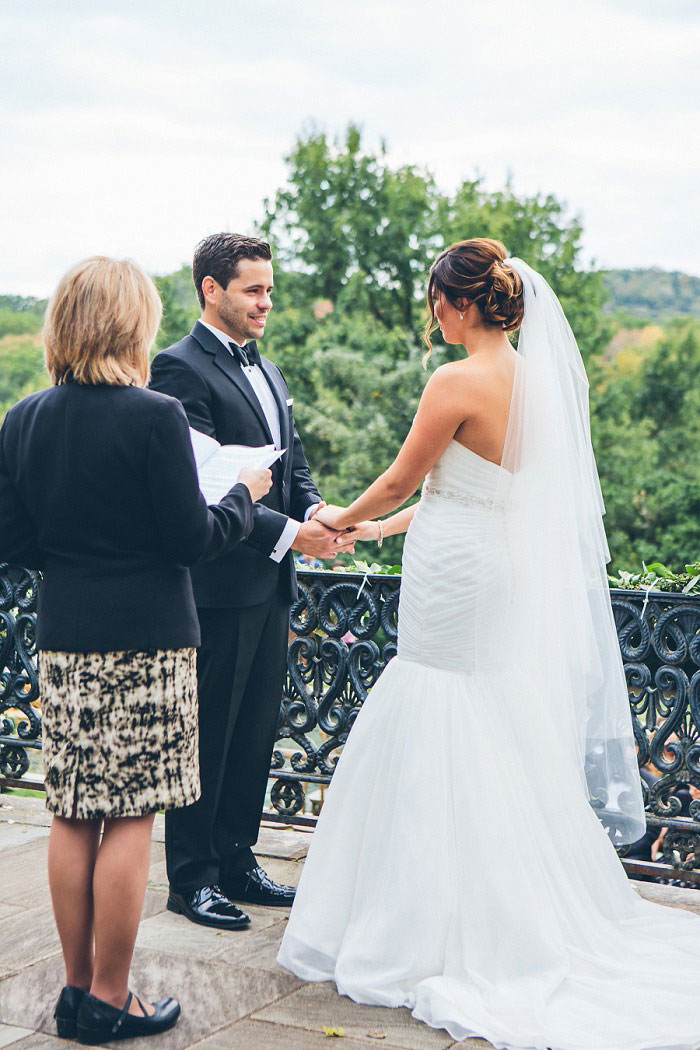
[612,592,700,874]
[2,562,700,877]
[0,565,42,782]
[270,572,399,822]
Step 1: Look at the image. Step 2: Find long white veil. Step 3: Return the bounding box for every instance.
[481,258,646,846]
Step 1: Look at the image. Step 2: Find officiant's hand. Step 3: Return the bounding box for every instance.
[293,518,355,559]
[238,467,273,502]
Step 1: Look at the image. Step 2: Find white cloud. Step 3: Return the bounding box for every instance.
[0,0,698,294]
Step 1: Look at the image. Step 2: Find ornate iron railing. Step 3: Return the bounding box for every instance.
[271,569,399,823]
[2,563,699,877]
[0,566,41,783]
[614,590,700,877]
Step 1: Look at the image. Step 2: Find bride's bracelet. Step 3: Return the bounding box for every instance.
[377,520,384,549]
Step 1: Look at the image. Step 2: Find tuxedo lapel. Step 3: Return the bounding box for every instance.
[258,352,291,454]
[190,322,274,444]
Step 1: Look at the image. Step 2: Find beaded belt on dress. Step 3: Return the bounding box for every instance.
[422,483,509,512]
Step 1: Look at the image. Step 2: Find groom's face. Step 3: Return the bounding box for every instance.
[216,258,274,344]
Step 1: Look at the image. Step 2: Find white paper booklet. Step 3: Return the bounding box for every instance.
[189,428,284,504]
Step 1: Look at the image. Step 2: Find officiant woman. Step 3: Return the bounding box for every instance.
[0,256,272,1045]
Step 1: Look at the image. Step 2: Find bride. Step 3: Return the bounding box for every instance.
[278,238,700,1049]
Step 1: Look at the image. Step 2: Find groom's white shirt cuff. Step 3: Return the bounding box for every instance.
[270,503,321,562]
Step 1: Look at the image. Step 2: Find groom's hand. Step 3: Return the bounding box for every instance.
[306,501,327,519]
[293,518,355,559]
[313,504,349,532]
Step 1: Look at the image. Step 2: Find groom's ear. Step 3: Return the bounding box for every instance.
[201,275,218,306]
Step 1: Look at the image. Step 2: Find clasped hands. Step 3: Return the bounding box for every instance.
[293,502,378,560]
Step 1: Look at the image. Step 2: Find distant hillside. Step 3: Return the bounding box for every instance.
[2,267,699,339]
[0,294,46,339]
[156,266,700,323]
[602,268,700,320]
[0,332,46,416]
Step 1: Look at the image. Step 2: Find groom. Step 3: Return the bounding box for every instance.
[150,233,354,929]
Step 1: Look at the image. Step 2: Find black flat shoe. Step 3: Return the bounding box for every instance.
[223,865,296,907]
[167,884,250,930]
[55,985,88,1039]
[77,991,180,1044]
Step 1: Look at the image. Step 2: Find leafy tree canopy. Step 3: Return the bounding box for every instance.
[1,124,697,571]
[260,124,609,358]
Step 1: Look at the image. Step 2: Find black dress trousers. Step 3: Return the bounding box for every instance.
[165,593,290,892]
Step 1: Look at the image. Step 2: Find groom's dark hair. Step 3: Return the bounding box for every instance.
[192,233,272,308]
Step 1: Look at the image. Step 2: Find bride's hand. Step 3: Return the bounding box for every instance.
[344,520,380,543]
[314,504,350,532]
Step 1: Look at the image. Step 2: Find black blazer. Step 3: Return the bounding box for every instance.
[0,380,253,652]
[149,321,321,607]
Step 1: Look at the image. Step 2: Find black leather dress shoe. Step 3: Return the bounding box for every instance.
[55,985,87,1039]
[166,884,250,929]
[77,991,180,1044]
[223,865,296,907]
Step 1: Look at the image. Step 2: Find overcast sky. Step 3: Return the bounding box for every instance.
[1,0,698,296]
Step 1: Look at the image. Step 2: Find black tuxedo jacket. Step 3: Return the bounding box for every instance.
[149,321,321,608]
[0,380,253,651]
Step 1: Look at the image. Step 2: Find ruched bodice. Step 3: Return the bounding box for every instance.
[424,438,509,502]
[398,440,512,673]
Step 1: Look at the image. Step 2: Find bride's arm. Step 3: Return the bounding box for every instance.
[382,504,418,535]
[351,504,418,542]
[319,365,471,530]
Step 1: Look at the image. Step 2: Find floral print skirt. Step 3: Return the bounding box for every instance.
[39,647,200,820]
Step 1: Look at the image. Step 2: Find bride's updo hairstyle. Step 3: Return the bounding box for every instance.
[424,238,524,359]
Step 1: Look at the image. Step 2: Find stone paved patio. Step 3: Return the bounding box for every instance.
[1,796,699,1050]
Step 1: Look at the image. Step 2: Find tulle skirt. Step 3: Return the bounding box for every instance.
[278,655,700,1050]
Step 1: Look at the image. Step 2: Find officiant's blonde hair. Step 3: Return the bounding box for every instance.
[44,256,162,387]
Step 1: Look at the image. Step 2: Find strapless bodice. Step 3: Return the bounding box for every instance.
[422,440,511,510]
[398,440,513,673]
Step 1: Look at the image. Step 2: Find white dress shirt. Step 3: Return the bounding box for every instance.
[199,321,318,561]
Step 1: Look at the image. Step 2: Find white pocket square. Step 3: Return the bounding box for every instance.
[286,398,294,407]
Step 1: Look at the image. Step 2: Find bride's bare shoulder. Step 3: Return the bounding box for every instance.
[429,357,491,393]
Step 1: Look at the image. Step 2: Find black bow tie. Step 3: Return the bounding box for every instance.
[229,341,261,368]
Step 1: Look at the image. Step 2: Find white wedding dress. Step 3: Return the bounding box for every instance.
[279,439,700,1050]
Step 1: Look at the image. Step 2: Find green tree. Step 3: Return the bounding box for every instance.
[0,295,46,339]
[261,125,608,357]
[440,180,610,360]
[263,308,425,563]
[0,124,695,572]
[153,266,199,353]
[629,323,700,567]
[261,124,442,333]
[0,335,47,419]
[591,321,700,570]
[0,307,44,339]
[259,123,619,564]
